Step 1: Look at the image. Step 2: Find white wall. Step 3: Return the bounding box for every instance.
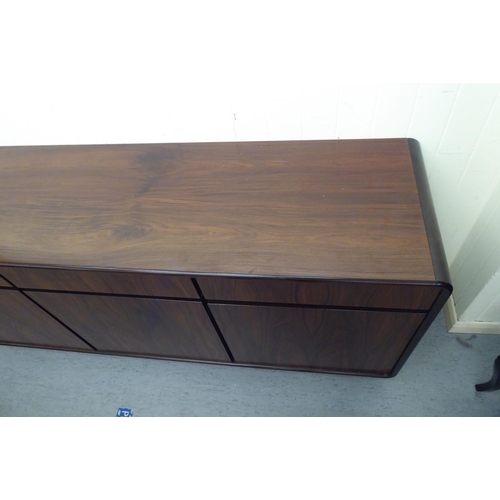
[450,177,500,326]
[1,2,499,325]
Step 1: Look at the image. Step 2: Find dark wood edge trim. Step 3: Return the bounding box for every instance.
[408,138,453,287]
[388,284,452,378]
[0,138,415,152]
[207,299,428,314]
[0,263,441,287]
[0,342,95,354]
[0,342,391,378]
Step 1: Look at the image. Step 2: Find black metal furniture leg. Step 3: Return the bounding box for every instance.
[476,356,500,392]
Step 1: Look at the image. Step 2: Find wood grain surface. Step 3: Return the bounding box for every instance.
[0,266,197,297]
[27,292,230,361]
[0,276,12,287]
[210,304,425,375]
[197,276,439,310]
[0,139,435,281]
[0,290,92,350]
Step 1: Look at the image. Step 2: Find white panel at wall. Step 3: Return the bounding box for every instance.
[431,84,499,170]
[445,173,500,325]
[460,264,500,322]
[165,83,235,143]
[455,236,500,320]
[301,85,339,140]
[336,85,379,139]
[370,84,419,138]
[450,165,500,280]
[229,83,269,142]
[407,84,460,175]
[452,176,500,322]
[478,272,500,321]
[428,85,500,263]
[452,92,500,233]
[264,82,302,141]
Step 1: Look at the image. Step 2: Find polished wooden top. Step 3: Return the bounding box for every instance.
[0,139,435,281]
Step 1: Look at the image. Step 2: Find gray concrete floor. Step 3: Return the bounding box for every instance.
[1,312,499,416]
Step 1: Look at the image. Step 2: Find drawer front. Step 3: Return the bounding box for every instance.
[210,303,425,375]
[27,292,230,362]
[197,276,439,310]
[0,290,92,350]
[0,266,198,298]
[0,276,12,287]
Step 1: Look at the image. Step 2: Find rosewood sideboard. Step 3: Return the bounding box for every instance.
[0,139,452,377]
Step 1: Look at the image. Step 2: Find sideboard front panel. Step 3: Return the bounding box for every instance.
[0,276,12,287]
[198,276,439,310]
[210,303,426,375]
[27,292,230,362]
[0,266,198,298]
[0,290,92,350]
